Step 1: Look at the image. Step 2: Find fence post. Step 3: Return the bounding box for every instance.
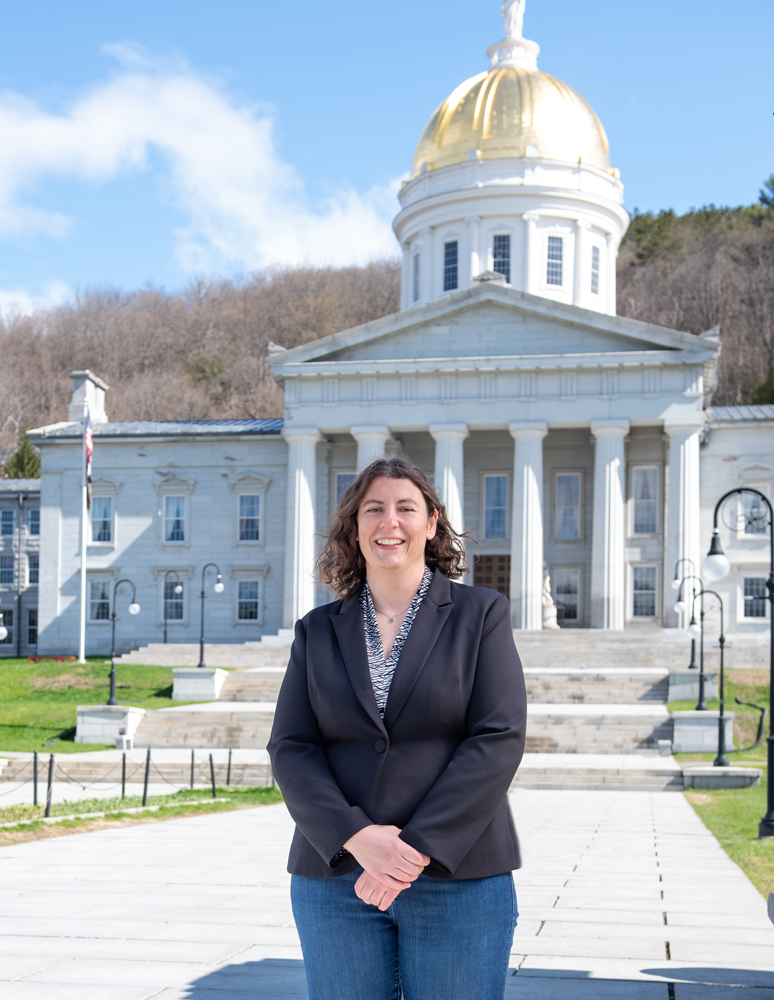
[209,753,217,799]
[44,754,55,818]
[142,748,151,807]
[190,749,195,790]
[121,752,126,800]
[226,749,232,787]
[33,750,38,807]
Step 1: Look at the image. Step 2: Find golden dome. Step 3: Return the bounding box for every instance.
[411,67,612,179]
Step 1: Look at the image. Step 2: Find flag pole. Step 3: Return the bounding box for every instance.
[78,400,89,664]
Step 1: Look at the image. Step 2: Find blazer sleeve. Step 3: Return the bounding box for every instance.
[398,593,527,875]
[267,616,373,866]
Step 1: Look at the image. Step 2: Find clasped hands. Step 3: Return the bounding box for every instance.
[343,825,430,912]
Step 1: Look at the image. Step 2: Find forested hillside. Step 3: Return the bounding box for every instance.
[1,191,772,468]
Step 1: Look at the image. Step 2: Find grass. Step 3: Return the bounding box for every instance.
[669,668,769,766]
[685,780,774,899]
[0,657,203,753]
[0,785,283,846]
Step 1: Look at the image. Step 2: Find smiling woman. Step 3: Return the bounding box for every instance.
[268,455,527,1000]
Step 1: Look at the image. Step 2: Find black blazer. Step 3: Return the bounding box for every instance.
[267,571,527,880]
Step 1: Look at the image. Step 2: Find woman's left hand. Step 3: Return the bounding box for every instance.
[354,871,403,911]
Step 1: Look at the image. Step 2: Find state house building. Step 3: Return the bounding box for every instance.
[27,2,773,656]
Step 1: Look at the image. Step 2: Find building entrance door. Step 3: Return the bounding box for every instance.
[473,555,510,598]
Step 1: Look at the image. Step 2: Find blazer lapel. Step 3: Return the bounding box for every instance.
[382,571,453,731]
[331,596,387,734]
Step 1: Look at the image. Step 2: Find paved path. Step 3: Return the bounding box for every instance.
[0,790,771,999]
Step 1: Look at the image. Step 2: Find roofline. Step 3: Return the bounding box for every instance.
[269,284,719,372]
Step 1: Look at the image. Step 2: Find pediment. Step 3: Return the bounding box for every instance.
[270,285,717,375]
[228,471,271,493]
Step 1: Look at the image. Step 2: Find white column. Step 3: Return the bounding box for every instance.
[509,423,548,630]
[351,426,391,471]
[664,423,703,628]
[401,243,411,311]
[420,227,433,303]
[282,428,322,628]
[467,215,481,284]
[429,424,469,535]
[573,220,588,307]
[590,420,629,630]
[522,213,540,294]
[605,233,617,315]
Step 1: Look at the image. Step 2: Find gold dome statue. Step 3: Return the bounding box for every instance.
[411,1,611,179]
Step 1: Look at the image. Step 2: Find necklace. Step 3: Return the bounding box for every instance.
[372,603,411,625]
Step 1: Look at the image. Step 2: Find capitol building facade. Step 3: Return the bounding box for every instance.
[23,1,773,656]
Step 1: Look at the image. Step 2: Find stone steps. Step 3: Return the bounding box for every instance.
[524,706,673,754]
[115,643,290,668]
[133,708,275,749]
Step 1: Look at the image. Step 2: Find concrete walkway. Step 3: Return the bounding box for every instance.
[0,790,771,998]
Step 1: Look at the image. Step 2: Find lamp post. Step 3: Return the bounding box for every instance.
[197,563,224,669]
[163,570,183,645]
[108,579,140,707]
[702,487,773,837]
[688,588,728,766]
[675,574,707,709]
[672,560,699,671]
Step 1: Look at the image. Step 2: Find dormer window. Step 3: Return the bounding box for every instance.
[547,236,563,286]
[443,241,458,292]
[493,235,510,283]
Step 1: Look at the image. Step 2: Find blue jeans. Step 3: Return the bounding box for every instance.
[291,869,517,1000]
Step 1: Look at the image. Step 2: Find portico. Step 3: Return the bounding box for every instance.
[271,282,719,630]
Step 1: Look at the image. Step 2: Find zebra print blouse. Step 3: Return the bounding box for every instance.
[361,566,434,717]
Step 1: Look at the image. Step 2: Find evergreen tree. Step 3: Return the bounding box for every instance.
[3,432,41,479]
[759,174,774,209]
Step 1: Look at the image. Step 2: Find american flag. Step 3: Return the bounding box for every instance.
[84,409,93,510]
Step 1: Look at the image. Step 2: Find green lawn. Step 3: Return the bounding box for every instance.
[0,658,200,753]
[669,667,769,766]
[685,779,774,899]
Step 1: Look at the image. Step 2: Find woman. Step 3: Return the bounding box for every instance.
[268,457,527,1000]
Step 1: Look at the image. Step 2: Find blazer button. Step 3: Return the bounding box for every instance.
[374,738,387,754]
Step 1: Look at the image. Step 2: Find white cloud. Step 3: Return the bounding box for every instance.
[0,49,401,273]
[0,281,72,321]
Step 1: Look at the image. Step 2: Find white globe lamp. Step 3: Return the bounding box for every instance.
[702,532,731,582]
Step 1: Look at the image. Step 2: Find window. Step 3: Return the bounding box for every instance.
[0,555,14,586]
[412,253,420,303]
[336,473,356,505]
[554,569,580,622]
[484,475,508,540]
[555,473,581,541]
[164,495,186,542]
[742,491,769,536]
[27,608,37,647]
[238,494,260,541]
[443,240,458,292]
[164,580,185,621]
[591,245,600,295]
[632,467,658,535]
[0,608,12,645]
[493,235,511,283]
[743,577,768,619]
[89,581,111,621]
[1,510,13,536]
[28,508,40,536]
[547,236,563,285]
[632,566,657,617]
[91,496,113,543]
[27,554,39,585]
[237,580,260,620]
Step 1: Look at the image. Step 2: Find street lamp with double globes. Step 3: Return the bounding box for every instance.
[198,563,224,669]
[688,588,728,767]
[108,579,140,707]
[675,574,707,709]
[672,559,700,671]
[702,487,773,838]
[163,570,184,645]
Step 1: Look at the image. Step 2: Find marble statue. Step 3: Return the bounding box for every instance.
[502,0,526,39]
[542,570,560,629]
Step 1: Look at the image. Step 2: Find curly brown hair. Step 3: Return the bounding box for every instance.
[316,456,469,599]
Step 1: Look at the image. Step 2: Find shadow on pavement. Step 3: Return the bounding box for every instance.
[643,966,774,989]
[180,958,308,998]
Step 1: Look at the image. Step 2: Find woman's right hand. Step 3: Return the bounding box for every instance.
[344,825,430,890]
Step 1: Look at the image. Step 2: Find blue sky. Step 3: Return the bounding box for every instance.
[0,0,770,313]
